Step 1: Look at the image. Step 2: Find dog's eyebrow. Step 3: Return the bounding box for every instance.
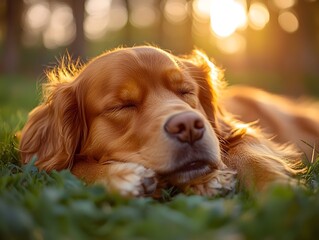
[165,69,197,92]
[166,69,184,84]
[118,80,142,102]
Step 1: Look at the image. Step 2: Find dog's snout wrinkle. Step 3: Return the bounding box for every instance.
[164,112,205,144]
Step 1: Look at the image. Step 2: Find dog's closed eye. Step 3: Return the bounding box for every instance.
[177,88,196,96]
[113,102,139,111]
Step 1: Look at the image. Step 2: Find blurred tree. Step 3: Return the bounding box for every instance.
[186,0,193,50]
[0,0,318,97]
[155,0,164,45]
[1,0,23,74]
[70,0,86,58]
[281,0,319,96]
[296,0,319,74]
[267,0,319,96]
[123,0,132,45]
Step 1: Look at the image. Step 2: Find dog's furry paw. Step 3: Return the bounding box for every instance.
[186,169,237,197]
[98,163,157,197]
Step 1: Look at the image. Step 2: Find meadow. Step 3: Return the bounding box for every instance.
[1,76,319,240]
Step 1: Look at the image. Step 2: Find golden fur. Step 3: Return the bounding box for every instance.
[20,46,304,197]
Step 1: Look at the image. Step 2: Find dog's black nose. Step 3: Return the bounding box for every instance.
[164,112,205,144]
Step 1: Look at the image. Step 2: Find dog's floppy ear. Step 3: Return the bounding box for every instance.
[179,50,223,123]
[20,67,87,171]
[180,52,222,123]
[180,50,246,142]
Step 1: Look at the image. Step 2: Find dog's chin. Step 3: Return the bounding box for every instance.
[160,160,216,185]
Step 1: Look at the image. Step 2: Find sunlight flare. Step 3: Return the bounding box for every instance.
[164,0,188,24]
[43,3,75,49]
[193,0,211,20]
[272,0,296,9]
[278,11,299,33]
[25,2,50,31]
[216,33,246,54]
[210,0,247,38]
[248,2,270,30]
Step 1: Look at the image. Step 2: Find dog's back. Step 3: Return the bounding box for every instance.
[222,86,319,161]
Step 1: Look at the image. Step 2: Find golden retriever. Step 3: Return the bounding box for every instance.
[20,46,305,197]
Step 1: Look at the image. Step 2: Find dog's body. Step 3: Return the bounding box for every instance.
[222,86,319,161]
[20,46,311,197]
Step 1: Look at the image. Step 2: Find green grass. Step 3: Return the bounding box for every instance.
[1,75,319,240]
[1,159,319,240]
[0,75,39,139]
[0,75,39,167]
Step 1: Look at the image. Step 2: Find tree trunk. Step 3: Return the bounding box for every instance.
[2,0,22,74]
[123,0,132,45]
[70,0,86,59]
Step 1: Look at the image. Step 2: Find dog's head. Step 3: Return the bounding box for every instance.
[20,46,238,185]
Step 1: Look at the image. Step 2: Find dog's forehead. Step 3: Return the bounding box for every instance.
[101,48,182,82]
[123,47,180,75]
[85,47,192,106]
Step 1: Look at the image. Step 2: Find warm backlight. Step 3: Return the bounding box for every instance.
[210,0,247,38]
[278,11,299,33]
[248,2,270,30]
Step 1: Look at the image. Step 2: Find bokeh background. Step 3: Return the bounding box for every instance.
[1,0,319,119]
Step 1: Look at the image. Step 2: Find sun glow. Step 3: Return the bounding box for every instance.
[216,33,246,54]
[210,0,247,38]
[278,11,299,33]
[193,0,211,20]
[272,0,296,9]
[248,2,270,30]
[43,3,75,49]
[164,0,188,24]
